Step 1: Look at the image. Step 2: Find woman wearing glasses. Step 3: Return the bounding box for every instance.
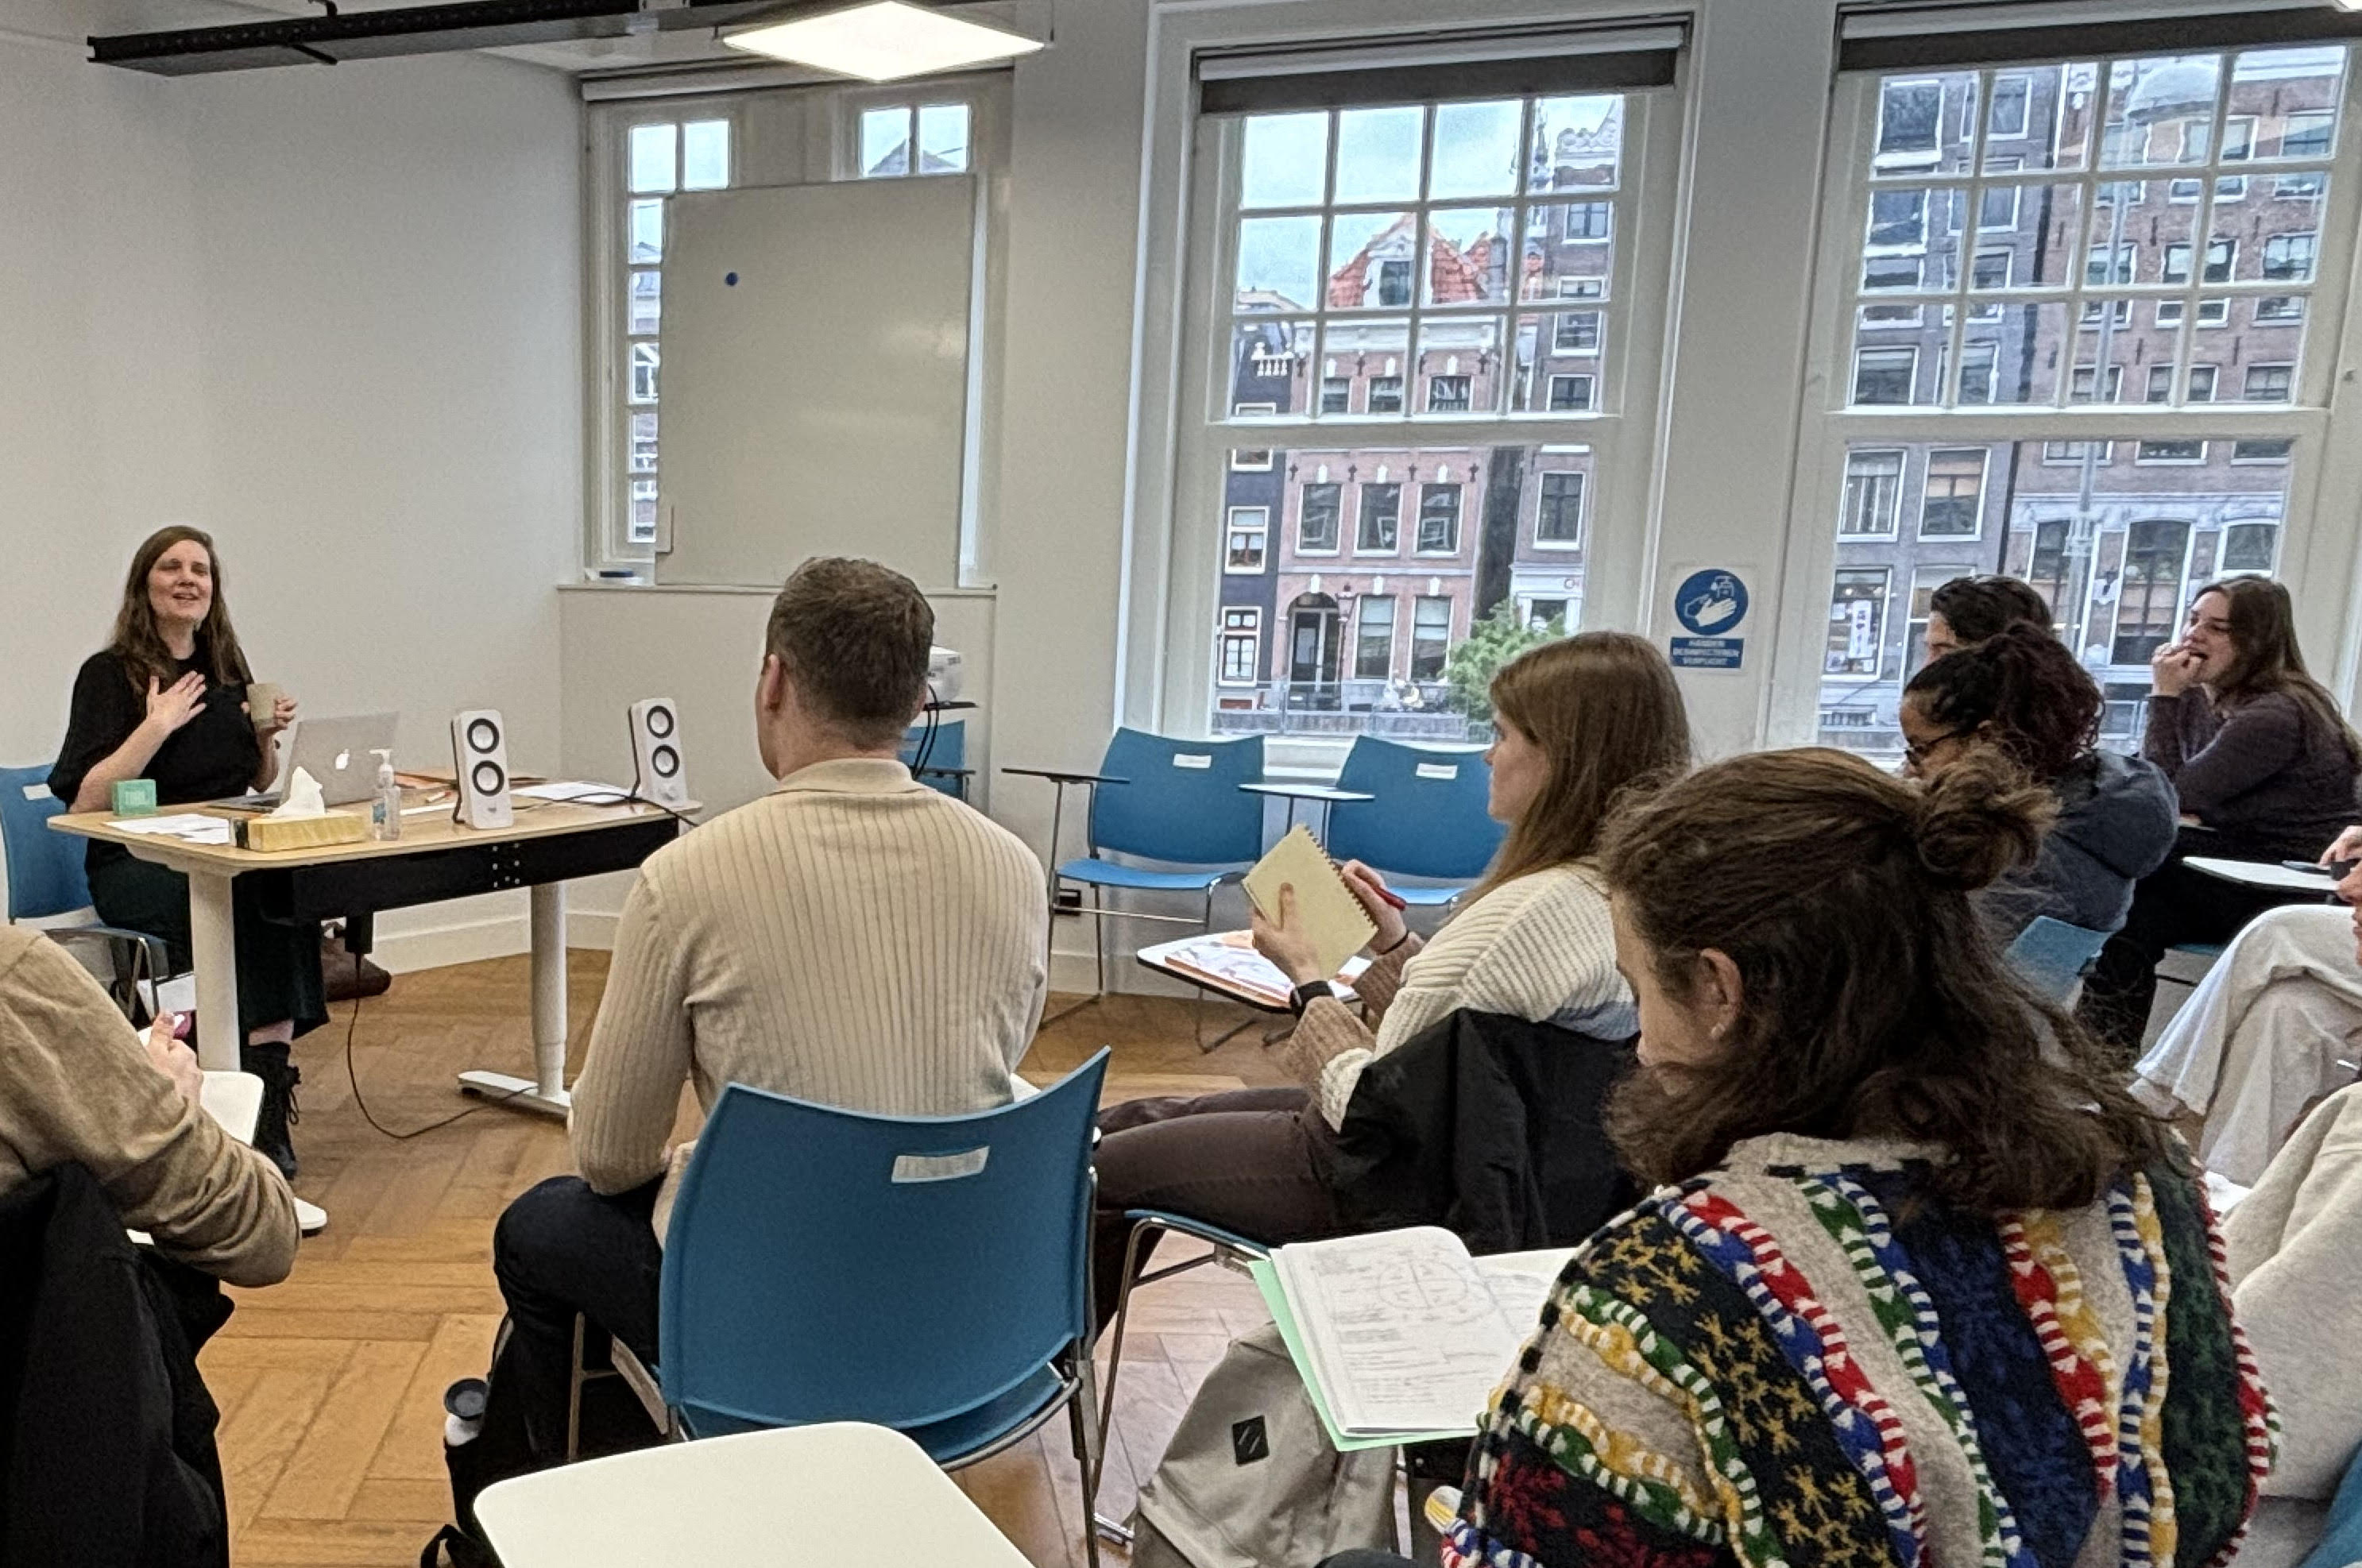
[1898,624,2176,942]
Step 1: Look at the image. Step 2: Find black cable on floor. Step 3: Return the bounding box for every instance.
[339,950,527,1140]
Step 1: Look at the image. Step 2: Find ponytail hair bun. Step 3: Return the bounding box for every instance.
[1912,749,2055,892]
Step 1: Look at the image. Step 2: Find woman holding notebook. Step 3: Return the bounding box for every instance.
[1088,631,1691,1329]
[1415,748,2270,1568]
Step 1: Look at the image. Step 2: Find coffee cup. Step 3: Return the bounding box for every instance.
[246,681,287,734]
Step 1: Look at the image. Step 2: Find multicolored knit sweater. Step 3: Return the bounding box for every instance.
[1448,1134,2275,1568]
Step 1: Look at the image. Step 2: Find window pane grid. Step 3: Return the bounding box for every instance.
[617,117,733,548]
[1849,52,2341,412]
[1227,95,1633,425]
[1814,45,2344,763]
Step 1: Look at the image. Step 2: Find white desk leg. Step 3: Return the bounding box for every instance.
[187,870,242,1072]
[456,882,571,1118]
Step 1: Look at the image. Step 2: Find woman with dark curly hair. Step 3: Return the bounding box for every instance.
[1900,624,2176,939]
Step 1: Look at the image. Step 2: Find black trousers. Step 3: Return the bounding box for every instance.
[481,1175,667,1471]
[86,853,328,1041]
[1090,1087,1347,1332]
[2078,828,2324,1060]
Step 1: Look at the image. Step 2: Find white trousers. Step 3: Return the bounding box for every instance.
[2133,903,2362,1185]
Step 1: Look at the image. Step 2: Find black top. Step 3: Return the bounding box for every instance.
[50,648,259,874]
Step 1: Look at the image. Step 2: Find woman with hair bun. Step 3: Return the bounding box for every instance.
[1902,623,2176,939]
[1421,747,2271,1568]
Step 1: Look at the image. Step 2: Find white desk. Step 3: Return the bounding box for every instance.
[474,1422,1031,1568]
[2185,855,2341,895]
[50,797,687,1114]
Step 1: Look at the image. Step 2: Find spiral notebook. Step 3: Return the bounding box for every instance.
[1241,825,1377,979]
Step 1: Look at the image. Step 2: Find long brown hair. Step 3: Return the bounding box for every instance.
[2194,576,2360,763]
[1471,631,1691,902]
[1599,747,2169,1213]
[110,526,252,694]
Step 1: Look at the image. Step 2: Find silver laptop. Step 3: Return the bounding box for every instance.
[222,713,400,809]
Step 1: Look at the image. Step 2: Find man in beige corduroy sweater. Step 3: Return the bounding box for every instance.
[466,558,1046,1480]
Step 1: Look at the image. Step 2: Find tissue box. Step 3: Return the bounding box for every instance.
[236,811,369,853]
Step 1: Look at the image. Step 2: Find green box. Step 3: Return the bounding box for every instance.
[110,778,159,817]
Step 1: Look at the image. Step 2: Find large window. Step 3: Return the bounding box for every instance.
[588,82,998,570]
[1187,72,1674,743]
[1796,44,2352,758]
[607,116,733,555]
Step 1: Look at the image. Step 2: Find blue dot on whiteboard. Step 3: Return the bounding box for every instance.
[725,272,739,286]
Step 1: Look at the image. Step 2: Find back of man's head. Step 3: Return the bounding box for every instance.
[765,557,934,748]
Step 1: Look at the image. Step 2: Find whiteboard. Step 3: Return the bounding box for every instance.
[656,176,976,589]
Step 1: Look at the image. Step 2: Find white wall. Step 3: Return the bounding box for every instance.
[0,14,582,963]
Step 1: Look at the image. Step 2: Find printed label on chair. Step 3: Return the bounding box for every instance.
[1173,754,1213,770]
[1414,763,1459,781]
[891,1147,991,1183]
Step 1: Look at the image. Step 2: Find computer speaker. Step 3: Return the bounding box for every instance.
[450,709,514,831]
[628,697,688,809]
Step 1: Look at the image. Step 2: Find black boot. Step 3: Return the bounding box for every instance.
[243,1040,302,1182]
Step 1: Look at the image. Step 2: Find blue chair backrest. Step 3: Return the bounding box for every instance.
[2004,916,2113,1004]
[657,1049,1110,1438]
[899,719,966,797]
[1324,737,1504,882]
[2296,1439,2362,1568]
[1089,729,1264,867]
[0,764,89,922]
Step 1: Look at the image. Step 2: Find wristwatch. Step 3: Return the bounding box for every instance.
[1288,979,1336,1018]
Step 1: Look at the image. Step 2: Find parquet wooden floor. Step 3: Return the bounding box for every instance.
[209,951,1287,1567]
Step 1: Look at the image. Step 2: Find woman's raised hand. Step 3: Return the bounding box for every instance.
[143,672,208,737]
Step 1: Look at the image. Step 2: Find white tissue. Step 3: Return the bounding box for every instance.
[266,767,327,819]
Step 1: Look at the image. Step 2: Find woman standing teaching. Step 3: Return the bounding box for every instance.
[48,525,325,1182]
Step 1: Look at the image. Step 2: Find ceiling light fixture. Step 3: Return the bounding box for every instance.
[725,1,1043,80]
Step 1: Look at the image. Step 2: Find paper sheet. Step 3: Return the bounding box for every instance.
[513,781,629,804]
[1272,1226,1521,1438]
[108,813,234,845]
[1156,932,1368,1008]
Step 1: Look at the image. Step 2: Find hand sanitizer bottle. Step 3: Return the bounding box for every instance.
[369,749,401,841]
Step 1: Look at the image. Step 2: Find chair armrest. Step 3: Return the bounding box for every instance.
[45,924,172,976]
[1001,767,1131,786]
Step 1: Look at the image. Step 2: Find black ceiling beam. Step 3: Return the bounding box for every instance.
[88,0,790,74]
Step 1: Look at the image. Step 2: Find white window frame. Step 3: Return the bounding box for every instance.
[1533,467,1587,549]
[1225,506,1270,573]
[1354,480,1402,555]
[1916,445,1988,539]
[1142,37,1684,761]
[1218,607,1263,686]
[1840,446,1906,537]
[582,76,1006,576]
[1768,54,2362,748]
[1296,482,1343,555]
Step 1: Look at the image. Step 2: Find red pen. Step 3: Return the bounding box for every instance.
[1370,882,1407,911]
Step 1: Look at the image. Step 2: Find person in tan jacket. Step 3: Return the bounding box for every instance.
[0,922,297,1289]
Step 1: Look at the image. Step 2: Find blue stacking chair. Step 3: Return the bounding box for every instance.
[2004,916,2113,1005]
[1323,737,1505,909]
[1009,729,1266,1014]
[2297,1441,2362,1568]
[1,763,170,1012]
[582,1052,1111,1566]
[899,717,971,800]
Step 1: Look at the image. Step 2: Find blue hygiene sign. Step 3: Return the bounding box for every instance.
[1669,569,1748,670]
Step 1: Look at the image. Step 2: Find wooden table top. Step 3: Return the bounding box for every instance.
[48,794,694,872]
